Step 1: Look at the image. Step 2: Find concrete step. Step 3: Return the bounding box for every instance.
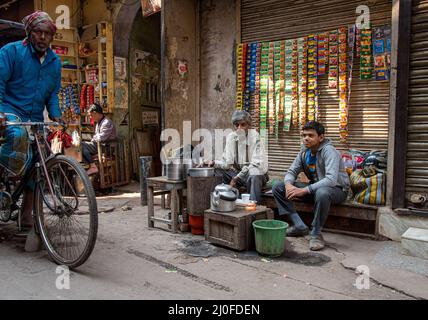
[401,227,428,260]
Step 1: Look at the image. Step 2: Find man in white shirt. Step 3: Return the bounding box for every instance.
[206,110,268,203]
[81,103,117,175]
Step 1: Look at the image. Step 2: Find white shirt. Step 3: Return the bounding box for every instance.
[215,129,268,179]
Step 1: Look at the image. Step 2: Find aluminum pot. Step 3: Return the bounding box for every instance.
[166,158,184,181]
[188,167,215,177]
[166,158,193,180]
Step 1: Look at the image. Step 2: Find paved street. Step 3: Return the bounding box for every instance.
[0,184,427,300]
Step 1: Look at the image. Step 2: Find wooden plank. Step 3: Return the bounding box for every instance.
[150,217,172,225]
[261,195,378,221]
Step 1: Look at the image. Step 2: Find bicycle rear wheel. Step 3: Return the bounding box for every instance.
[34,155,98,269]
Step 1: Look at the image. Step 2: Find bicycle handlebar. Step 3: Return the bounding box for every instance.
[6,121,63,127]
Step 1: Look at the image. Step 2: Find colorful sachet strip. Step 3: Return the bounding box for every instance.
[235,24,390,140]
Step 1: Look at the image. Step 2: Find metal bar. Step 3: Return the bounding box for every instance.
[35,134,58,209]
[387,0,412,209]
[6,121,60,126]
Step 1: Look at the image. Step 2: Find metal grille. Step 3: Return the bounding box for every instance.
[406,0,428,204]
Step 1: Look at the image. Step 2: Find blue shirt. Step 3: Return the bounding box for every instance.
[0,41,61,121]
[305,151,319,183]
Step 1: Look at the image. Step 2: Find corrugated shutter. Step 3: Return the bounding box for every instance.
[406,0,428,206]
[241,0,392,177]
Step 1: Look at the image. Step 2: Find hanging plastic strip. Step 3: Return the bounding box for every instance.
[338,26,348,142]
[360,24,373,80]
[328,30,339,89]
[347,25,356,106]
[318,32,329,76]
[268,42,276,134]
[236,43,244,109]
[260,42,270,132]
[283,39,294,131]
[253,42,261,131]
[244,44,252,112]
[298,37,308,128]
[307,34,318,122]
[373,25,391,81]
[273,41,283,138]
[291,39,299,128]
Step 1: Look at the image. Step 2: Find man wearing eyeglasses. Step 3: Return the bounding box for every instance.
[0,11,62,252]
[205,110,268,204]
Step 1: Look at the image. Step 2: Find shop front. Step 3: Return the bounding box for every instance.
[406,0,428,212]
[239,0,392,179]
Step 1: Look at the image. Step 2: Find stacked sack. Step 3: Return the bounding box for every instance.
[344,150,387,205]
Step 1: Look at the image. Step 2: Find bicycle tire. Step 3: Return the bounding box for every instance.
[34,155,98,269]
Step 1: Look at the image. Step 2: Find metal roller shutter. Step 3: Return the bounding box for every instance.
[406,0,428,207]
[241,0,392,177]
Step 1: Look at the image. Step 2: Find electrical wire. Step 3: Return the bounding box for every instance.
[0,0,19,11]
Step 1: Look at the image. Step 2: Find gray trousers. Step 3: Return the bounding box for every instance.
[215,168,267,203]
[82,141,98,164]
[272,181,347,235]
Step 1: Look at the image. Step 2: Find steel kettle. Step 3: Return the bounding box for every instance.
[210,184,239,212]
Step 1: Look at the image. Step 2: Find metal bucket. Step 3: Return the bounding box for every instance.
[166,158,184,181]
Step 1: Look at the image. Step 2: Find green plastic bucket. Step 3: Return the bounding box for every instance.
[252,220,288,257]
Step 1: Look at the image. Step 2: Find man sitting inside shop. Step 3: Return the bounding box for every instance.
[81,103,117,175]
[272,121,350,251]
[205,110,268,204]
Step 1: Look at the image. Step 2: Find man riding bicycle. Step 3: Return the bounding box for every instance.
[0,11,62,252]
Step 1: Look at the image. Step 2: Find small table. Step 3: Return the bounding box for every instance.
[147,176,187,233]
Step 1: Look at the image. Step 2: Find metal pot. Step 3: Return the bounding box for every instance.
[166,158,193,180]
[188,167,215,177]
[183,159,193,176]
[166,158,184,181]
[210,184,239,212]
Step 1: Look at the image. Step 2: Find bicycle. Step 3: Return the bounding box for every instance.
[0,119,98,269]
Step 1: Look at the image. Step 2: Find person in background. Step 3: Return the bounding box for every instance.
[0,11,62,252]
[272,121,350,251]
[81,103,117,175]
[205,110,268,204]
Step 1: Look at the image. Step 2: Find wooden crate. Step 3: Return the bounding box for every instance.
[187,175,222,215]
[204,206,274,251]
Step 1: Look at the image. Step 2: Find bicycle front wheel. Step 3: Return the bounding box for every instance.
[34,155,98,269]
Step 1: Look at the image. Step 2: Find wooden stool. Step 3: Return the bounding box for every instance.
[147,176,187,233]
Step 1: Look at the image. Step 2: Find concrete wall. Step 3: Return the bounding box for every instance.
[81,0,110,26]
[199,0,236,131]
[163,0,199,136]
[35,0,80,27]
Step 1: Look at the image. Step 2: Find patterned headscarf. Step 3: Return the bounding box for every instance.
[22,11,57,44]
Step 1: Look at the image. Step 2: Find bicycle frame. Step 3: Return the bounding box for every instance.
[1,122,75,225]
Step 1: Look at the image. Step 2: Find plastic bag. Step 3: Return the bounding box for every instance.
[350,167,386,205]
[341,151,354,176]
[51,136,63,154]
[349,149,366,170]
[72,130,81,147]
[363,150,387,170]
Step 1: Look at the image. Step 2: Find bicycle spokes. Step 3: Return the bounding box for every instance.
[36,156,97,268]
